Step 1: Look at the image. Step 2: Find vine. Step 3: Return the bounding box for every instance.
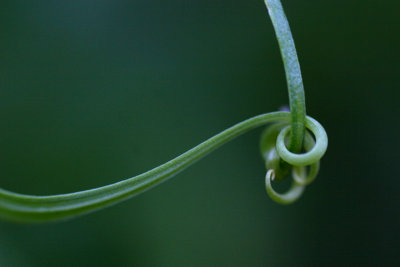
[0,0,327,223]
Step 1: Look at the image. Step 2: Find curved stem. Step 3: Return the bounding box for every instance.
[0,112,327,223]
[0,1,327,223]
[0,112,290,223]
[264,0,306,152]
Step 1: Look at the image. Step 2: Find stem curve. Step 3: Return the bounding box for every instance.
[0,0,328,223]
[0,112,327,223]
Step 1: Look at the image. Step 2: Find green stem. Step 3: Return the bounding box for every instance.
[0,112,327,223]
[0,0,328,223]
[264,0,306,152]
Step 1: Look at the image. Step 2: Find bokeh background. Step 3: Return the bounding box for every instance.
[1,0,399,265]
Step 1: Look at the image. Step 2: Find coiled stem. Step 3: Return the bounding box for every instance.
[261,117,327,204]
[0,112,327,223]
[0,0,328,222]
[258,0,328,204]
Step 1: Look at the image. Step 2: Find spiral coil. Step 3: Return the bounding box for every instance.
[261,116,328,204]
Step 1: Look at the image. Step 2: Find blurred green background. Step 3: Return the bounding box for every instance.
[1,0,399,266]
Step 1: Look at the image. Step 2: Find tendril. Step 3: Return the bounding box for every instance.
[261,117,327,204]
[260,0,328,204]
[0,112,326,223]
[0,0,328,222]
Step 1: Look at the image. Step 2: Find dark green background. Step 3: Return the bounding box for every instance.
[1,0,399,265]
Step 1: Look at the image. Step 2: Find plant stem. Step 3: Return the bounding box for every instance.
[264,0,306,153]
[0,112,327,223]
[0,1,328,223]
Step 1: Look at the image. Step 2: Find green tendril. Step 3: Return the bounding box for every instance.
[0,0,328,223]
[265,0,306,153]
[260,0,328,204]
[0,112,327,223]
[262,118,327,204]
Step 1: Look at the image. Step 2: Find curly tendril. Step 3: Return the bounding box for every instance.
[0,0,327,223]
[260,0,328,204]
[261,117,327,204]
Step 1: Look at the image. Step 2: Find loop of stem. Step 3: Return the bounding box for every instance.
[262,118,327,204]
[262,0,328,204]
[276,117,328,166]
[265,169,304,205]
[0,0,328,222]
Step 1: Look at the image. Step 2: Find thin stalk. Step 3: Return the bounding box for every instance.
[264,0,306,152]
[0,112,327,223]
[0,1,328,223]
